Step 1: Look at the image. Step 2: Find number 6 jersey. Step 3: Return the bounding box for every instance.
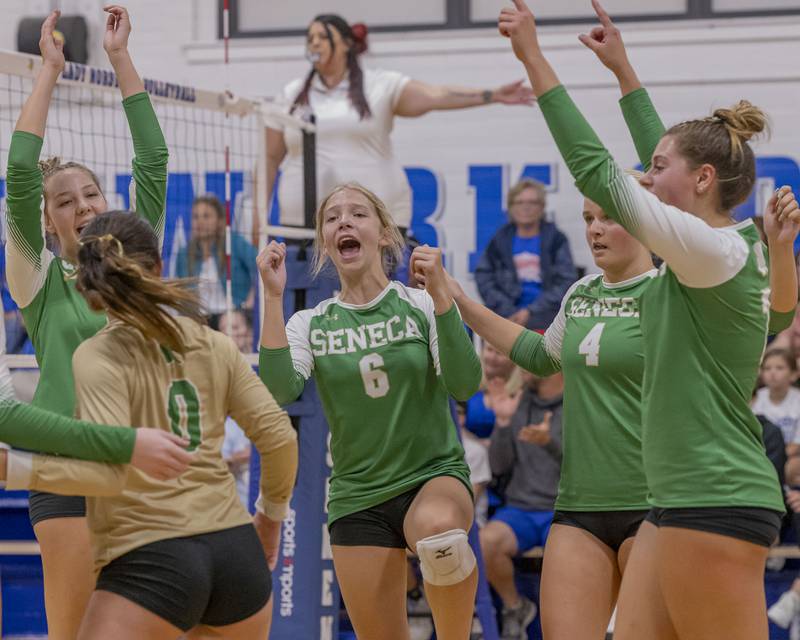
[260,281,481,526]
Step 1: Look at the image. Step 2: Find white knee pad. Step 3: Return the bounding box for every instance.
[415,528,476,587]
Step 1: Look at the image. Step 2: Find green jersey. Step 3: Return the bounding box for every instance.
[511,271,655,511]
[260,281,481,524]
[619,87,794,335]
[539,85,783,512]
[5,92,168,417]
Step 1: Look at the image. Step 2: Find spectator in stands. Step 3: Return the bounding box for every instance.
[465,341,519,439]
[475,179,577,330]
[175,195,257,328]
[752,348,800,451]
[456,402,492,528]
[220,309,256,506]
[772,310,800,369]
[264,14,533,236]
[479,370,563,639]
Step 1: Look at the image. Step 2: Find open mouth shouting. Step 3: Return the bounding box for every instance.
[337,235,362,261]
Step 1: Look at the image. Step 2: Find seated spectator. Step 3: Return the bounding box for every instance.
[752,348,800,451]
[770,307,800,362]
[456,402,492,528]
[174,195,258,327]
[479,370,563,640]
[219,309,255,506]
[465,341,519,439]
[475,179,576,330]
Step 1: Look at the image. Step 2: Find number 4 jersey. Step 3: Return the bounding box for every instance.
[511,270,656,512]
[268,281,476,526]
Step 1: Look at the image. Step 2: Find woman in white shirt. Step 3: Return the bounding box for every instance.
[266,14,534,233]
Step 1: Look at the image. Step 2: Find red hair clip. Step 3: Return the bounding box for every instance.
[351,22,368,54]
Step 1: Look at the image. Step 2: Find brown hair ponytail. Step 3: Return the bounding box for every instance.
[665,100,769,211]
[76,211,206,353]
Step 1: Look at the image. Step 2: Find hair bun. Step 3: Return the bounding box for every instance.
[350,22,368,55]
[713,100,768,144]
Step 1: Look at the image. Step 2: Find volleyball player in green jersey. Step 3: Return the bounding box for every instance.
[4,7,168,637]
[259,183,482,640]
[438,192,654,639]
[501,2,799,638]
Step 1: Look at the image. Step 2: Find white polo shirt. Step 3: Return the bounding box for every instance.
[273,68,413,228]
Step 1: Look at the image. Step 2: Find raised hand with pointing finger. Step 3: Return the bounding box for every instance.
[498,0,541,65]
[578,0,641,95]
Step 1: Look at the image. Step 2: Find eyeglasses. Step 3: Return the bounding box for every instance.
[511,199,544,208]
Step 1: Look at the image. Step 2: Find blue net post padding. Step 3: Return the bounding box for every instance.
[249,245,341,640]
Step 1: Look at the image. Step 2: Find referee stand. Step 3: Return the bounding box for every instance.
[249,245,501,640]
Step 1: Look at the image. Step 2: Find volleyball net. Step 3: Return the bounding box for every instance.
[0,49,316,365]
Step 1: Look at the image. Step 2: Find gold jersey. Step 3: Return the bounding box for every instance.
[72,317,297,570]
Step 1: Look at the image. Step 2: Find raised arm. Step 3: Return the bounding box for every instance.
[579,0,664,172]
[411,246,482,401]
[15,12,62,137]
[5,13,63,308]
[502,1,752,289]
[578,0,642,98]
[764,187,800,330]
[104,6,168,238]
[394,79,534,118]
[257,241,308,404]
[103,6,145,98]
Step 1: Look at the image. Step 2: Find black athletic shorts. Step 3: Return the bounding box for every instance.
[329,484,424,550]
[645,506,782,548]
[96,524,271,632]
[552,509,649,552]
[28,491,86,526]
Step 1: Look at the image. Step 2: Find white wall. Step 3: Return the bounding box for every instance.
[2,2,799,280]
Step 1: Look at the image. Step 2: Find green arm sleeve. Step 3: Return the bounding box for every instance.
[769,309,795,336]
[0,400,135,463]
[435,305,483,402]
[123,92,168,239]
[5,131,46,269]
[619,88,666,172]
[259,346,307,406]
[509,330,561,377]
[537,86,620,219]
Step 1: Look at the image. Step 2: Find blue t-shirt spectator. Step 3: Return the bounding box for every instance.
[512,234,542,307]
[475,179,577,330]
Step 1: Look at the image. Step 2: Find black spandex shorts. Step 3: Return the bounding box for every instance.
[329,484,424,550]
[552,509,649,552]
[645,506,782,548]
[28,491,86,526]
[96,524,271,632]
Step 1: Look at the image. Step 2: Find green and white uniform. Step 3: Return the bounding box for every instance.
[5,92,168,419]
[538,85,783,512]
[260,281,481,525]
[619,87,794,336]
[511,271,655,511]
